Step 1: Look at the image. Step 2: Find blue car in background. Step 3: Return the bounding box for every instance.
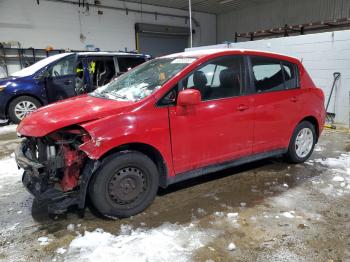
[0,52,149,124]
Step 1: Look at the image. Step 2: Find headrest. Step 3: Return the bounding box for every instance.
[193,70,208,88]
[219,68,239,88]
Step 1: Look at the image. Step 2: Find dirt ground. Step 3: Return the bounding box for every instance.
[0,128,349,261]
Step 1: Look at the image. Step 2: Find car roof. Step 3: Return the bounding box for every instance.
[164,48,300,63]
[77,51,149,57]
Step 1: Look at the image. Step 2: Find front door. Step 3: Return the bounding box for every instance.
[45,54,77,103]
[169,55,254,174]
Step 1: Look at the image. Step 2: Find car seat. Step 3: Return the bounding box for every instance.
[193,70,210,99]
[218,68,241,97]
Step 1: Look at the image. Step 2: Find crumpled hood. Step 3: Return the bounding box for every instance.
[17,95,134,137]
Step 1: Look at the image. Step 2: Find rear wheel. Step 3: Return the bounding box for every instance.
[8,96,41,124]
[89,151,159,219]
[286,121,316,163]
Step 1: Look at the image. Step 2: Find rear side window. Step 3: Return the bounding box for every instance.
[118,56,146,73]
[250,56,298,93]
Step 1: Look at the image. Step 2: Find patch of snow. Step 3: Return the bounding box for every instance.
[314,145,323,152]
[227,242,236,251]
[283,183,289,188]
[282,211,295,218]
[197,208,206,215]
[227,213,238,218]
[64,223,217,262]
[67,224,75,231]
[8,222,20,231]
[119,224,133,235]
[0,125,17,136]
[56,247,67,254]
[332,176,345,182]
[214,211,224,217]
[38,236,50,246]
[0,157,22,184]
[320,154,350,174]
[240,202,246,207]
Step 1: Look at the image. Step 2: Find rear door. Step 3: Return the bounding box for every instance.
[168,55,254,174]
[45,54,77,103]
[248,56,301,153]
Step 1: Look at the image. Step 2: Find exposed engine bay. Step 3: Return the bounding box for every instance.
[15,127,97,214]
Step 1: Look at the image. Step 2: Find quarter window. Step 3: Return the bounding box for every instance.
[118,57,147,73]
[183,56,245,101]
[251,56,298,93]
[282,61,298,89]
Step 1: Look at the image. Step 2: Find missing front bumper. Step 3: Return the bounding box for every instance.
[15,140,100,216]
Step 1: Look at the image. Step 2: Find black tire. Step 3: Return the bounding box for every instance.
[8,96,41,124]
[286,121,316,163]
[89,151,159,219]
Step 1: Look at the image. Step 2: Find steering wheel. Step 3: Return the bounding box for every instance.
[54,70,60,76]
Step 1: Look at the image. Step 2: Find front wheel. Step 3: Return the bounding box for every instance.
[286,121,316,163]
[89,151,159,219]
[8,96,41,124]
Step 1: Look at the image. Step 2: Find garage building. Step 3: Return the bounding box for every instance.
[1,1,350,261]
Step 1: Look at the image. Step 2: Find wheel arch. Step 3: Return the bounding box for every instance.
[298,115,320,142]
[99,142,169,188]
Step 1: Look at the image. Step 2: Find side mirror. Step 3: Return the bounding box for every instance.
[177,89,201,106]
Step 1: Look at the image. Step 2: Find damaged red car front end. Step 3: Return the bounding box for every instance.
[16,126,93,213]
[14,95,135,214]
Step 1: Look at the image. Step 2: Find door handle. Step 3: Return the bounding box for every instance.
[290,96,298,102]
[237,104,249,111]
[64,79,72,85]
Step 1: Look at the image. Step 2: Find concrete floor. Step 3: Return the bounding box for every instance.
[0,128,349,261]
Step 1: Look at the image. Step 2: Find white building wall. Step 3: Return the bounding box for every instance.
[0,0,216,51]
[187,30,350,126]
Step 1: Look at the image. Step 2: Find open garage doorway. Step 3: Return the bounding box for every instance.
[135,23,190,57]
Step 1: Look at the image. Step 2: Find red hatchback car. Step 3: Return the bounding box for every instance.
[15,49,325,218]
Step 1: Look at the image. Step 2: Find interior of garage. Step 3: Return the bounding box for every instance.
[1,0,350,261]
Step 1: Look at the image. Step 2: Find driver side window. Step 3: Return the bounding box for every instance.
[50,55,75,77]
[182,56,245,101]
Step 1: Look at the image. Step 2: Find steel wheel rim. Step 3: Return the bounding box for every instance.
[107,167,147,205]
[295,127,313,158]
[14,101,37,120]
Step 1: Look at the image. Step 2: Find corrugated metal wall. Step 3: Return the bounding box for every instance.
[218,0,350,43]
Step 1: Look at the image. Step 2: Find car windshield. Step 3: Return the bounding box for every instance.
[91,57,197,102]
